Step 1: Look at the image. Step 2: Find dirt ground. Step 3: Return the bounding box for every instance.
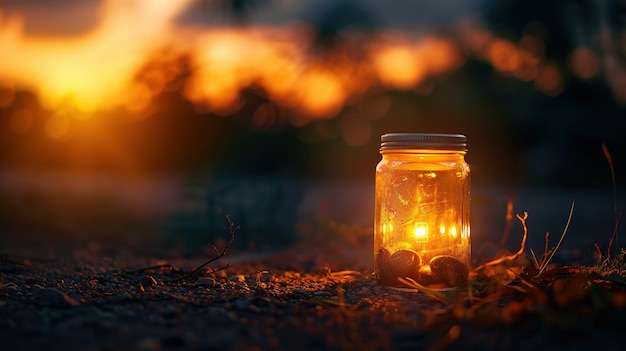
[2,234,626,351]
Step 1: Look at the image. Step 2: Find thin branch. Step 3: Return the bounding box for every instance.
[116,216,238,284]
[167,215,238,283]
[529,248,540,269]
[474,212,529,271]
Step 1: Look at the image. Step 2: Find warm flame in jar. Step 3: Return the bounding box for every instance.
[414,222,429,242]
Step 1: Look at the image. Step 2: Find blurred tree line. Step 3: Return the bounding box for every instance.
[1,0,625,188]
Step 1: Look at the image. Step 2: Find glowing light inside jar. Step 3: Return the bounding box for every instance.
[461,227,470,240]
[450,226,458,238]
[374,133,471,289]
[382,223,393,234]
[414,222,428,242]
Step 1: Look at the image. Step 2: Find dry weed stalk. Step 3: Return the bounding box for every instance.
[169,214,238,282]
[409,155,626,333]
[474,212,529,271]
[530,199,575,277]
[602,142,622,260]
[602,143,618,226]
[118,215,238,283]
[397,277,449,303]
[594,142,623,269]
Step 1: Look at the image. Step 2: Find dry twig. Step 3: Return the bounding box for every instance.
[117,215,238,283]
[397,277,450,303]
[474,212,529,271]
[168,215,238,283]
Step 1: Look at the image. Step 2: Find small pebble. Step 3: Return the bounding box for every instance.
[40,288,81,307]
[230,275,246,282]
[197,277,216,287]
[256,270,274,283]
[418,265,442,286]
[214,270,228,280]
[376,249,422,287]
[429,255,469,288]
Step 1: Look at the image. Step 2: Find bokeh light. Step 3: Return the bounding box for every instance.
[0,0,624,184]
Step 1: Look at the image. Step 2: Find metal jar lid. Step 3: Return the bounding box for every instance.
[380,133,467,151]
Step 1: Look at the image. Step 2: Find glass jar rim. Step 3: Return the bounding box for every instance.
[380,133,467,152]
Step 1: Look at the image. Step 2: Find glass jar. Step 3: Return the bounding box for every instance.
[374,133,470,290]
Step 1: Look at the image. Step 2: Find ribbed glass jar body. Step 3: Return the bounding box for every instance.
[374,133,470,289]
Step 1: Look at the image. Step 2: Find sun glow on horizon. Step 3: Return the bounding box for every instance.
[0,0,195,113]
[0,0,467,125]
[2,0,612,145]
